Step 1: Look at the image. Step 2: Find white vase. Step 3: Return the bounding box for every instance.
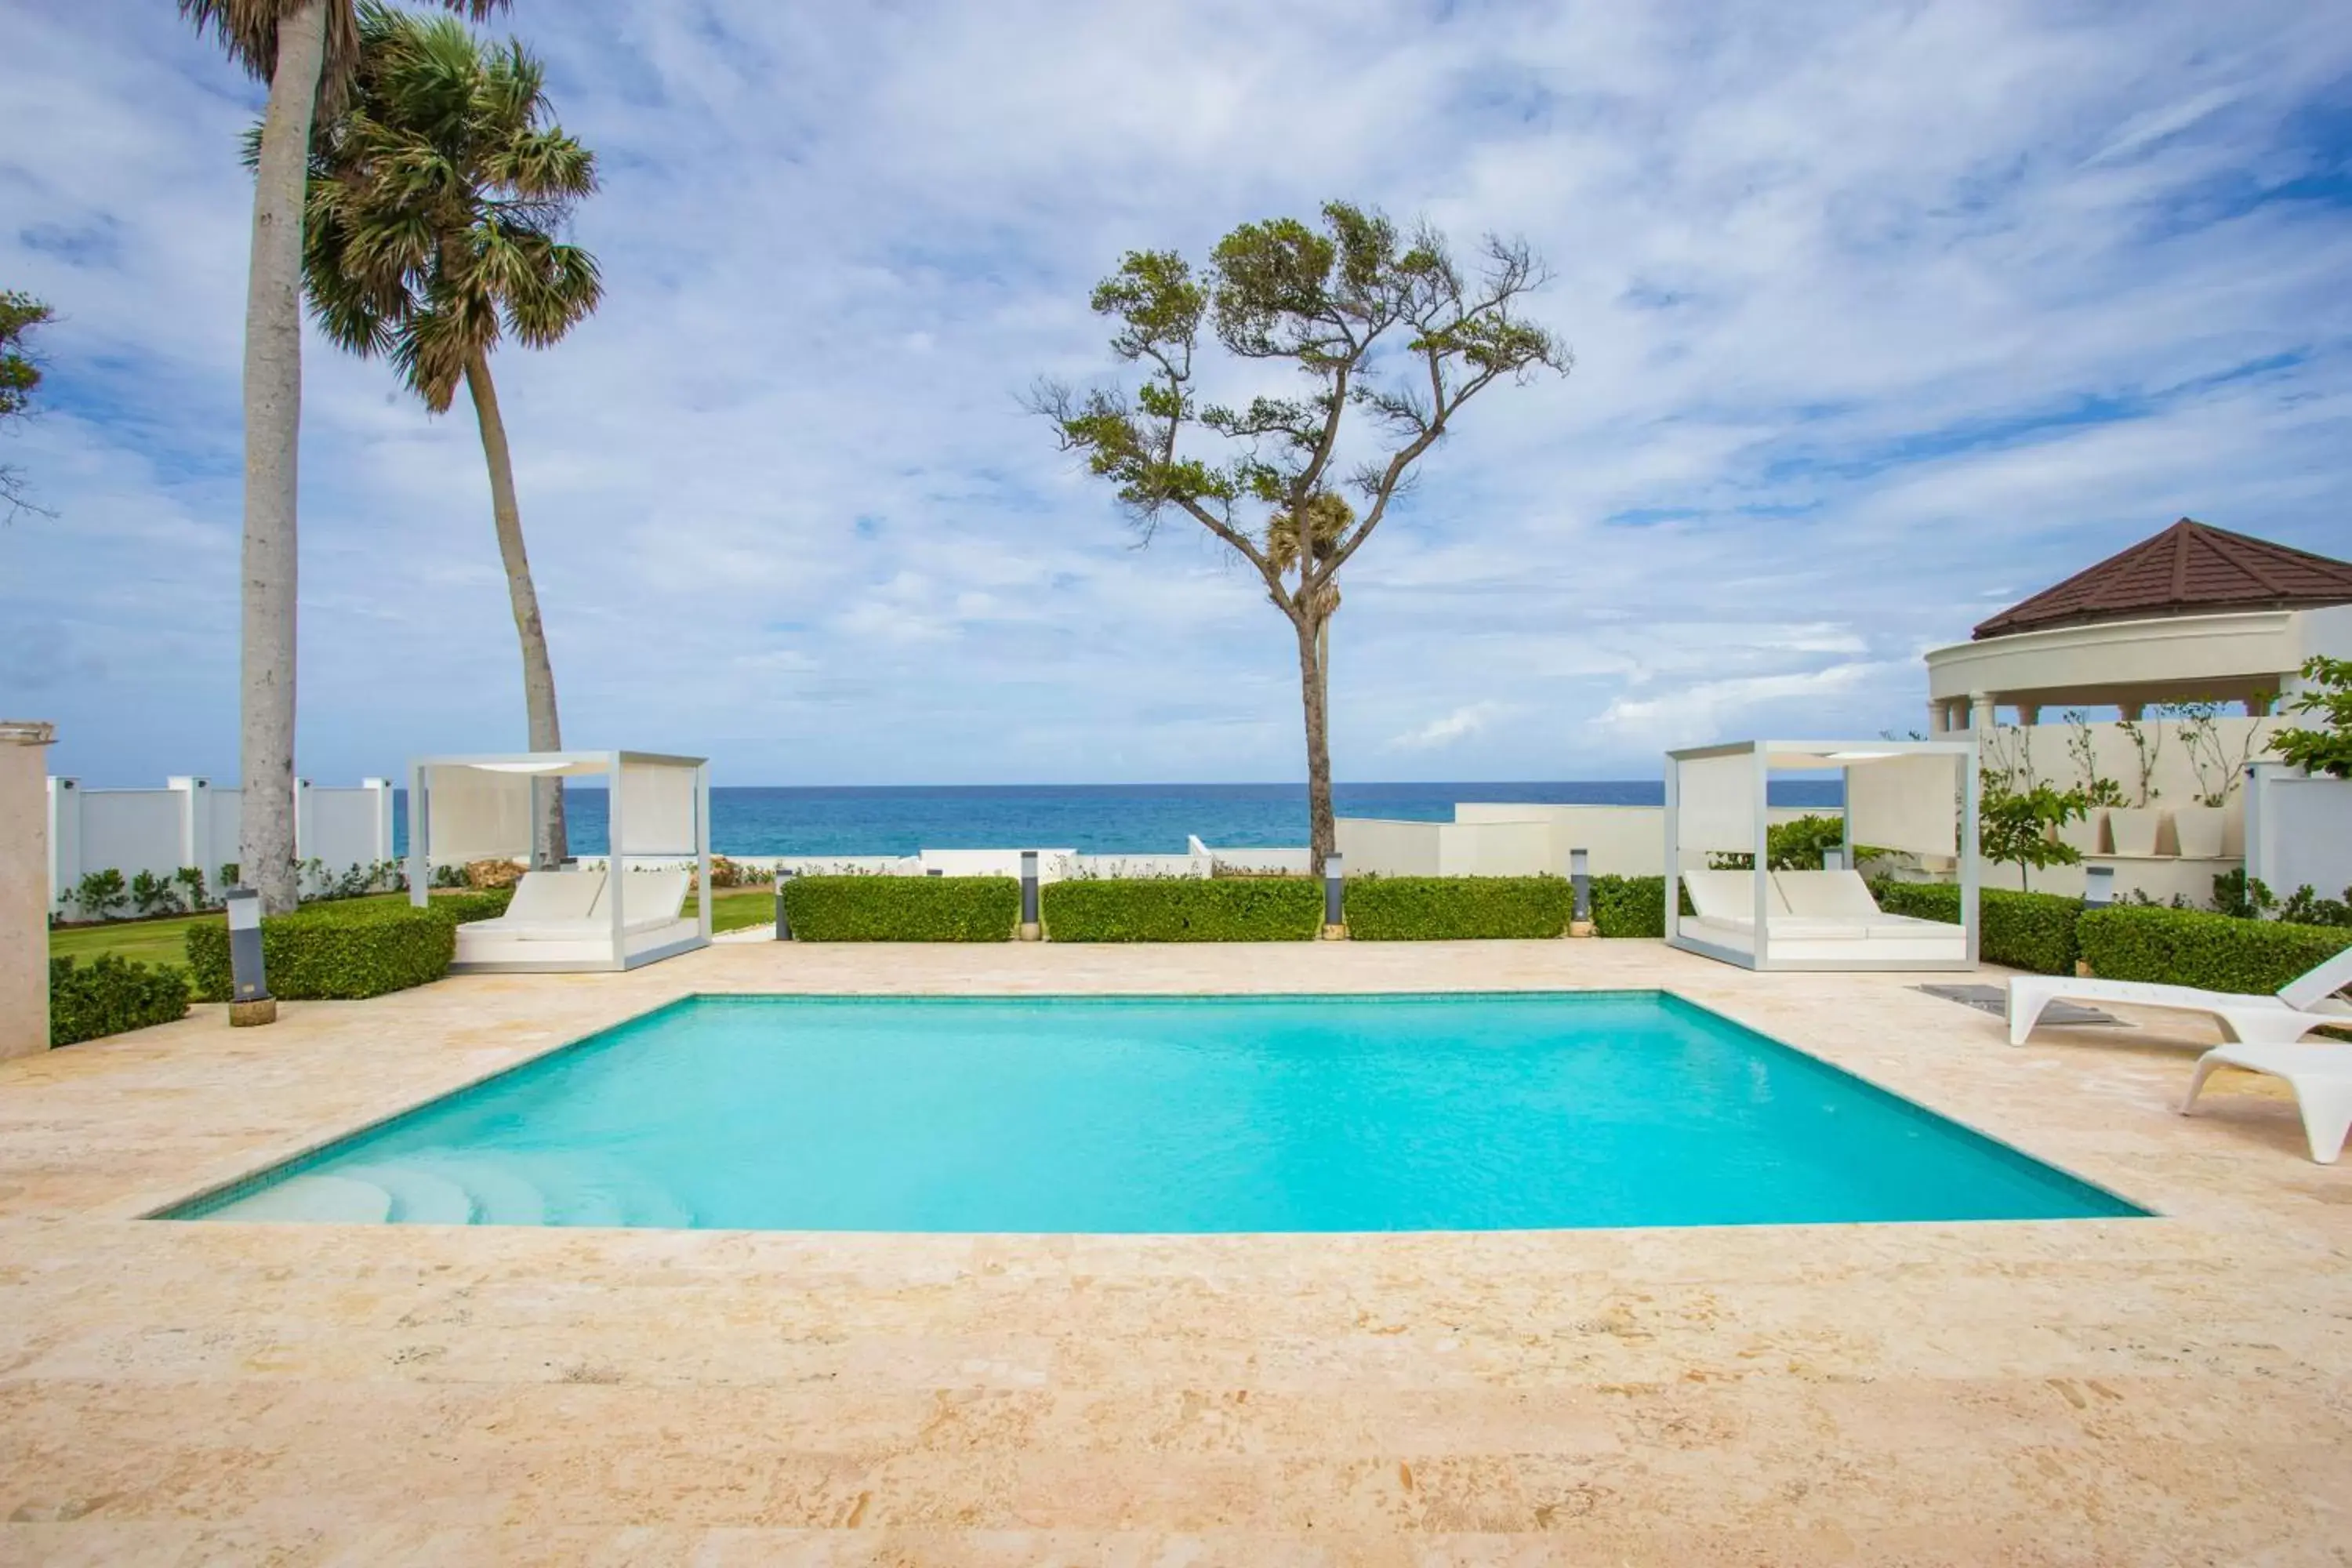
[2056,809,2109,856]
[2172,804,2226,859]
[2108,806,2165,857]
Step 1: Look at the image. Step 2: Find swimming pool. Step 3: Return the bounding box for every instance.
[168,993,2143,1231]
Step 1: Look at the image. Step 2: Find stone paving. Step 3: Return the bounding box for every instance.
[2,938,2347,1564]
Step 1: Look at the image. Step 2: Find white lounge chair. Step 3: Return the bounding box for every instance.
[2181,1043,2352,1163]
[2009,944,2352,1048]
[1678,868,1964,964]
[451,866,698,973]
[460,869,605,938]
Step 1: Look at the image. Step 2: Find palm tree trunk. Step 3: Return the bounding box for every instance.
[463,350,567,866]
[237,0,328,915]
[1297,612,1334,875]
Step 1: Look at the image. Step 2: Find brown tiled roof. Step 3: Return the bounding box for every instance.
[1972,518,2352,640]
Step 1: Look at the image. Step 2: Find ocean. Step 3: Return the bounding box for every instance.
[392,780,1842,858]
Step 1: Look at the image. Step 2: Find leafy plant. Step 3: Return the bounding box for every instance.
[1,289,55,520]
[2273,655,2352,779]
[50,956,190,1047]
[1344,877,1571,940]
[216,862,239,893]
[2061,710,2127,808]
[173,866,212,910]
[2114,717,2162,806]
[429,862,472,890]
[73,869,128,922]
[2214,870,2352,930]
[1977,778,2086,892]
[129,869,181,917]
[1043,878,1319,942]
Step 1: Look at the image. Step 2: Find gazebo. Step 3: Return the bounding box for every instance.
[406,750,711,973]
[1664,739,1979,971]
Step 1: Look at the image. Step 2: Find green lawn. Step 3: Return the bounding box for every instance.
[691,887,775,935]
[49,892,413,969]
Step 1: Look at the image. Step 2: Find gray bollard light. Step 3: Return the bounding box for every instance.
[224,887,276,1026]
[772,869,793,940]
[1019,850,1041,940]
[1570,848,1592,933]
[1323,851,1345,932]
[2083,864,2115,908]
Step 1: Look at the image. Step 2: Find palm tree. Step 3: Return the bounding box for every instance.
[294,2,601,866]
[181,0,508,912]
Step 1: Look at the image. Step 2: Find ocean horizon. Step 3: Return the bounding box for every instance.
[391,780,1843,858]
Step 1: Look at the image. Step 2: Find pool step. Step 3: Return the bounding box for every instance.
[399,1156,549,1225]
[346,1163,477,1225]
[205,1174,395,1224]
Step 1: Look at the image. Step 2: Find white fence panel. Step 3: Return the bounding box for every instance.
[2245,765,2352,901]
[49,775,396,914]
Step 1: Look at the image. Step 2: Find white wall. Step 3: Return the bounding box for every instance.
[47,776,397,915]
[1343,804,1822,880]
[2245,765,2352,902]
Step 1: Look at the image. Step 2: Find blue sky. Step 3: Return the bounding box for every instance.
[4,0,2350,787]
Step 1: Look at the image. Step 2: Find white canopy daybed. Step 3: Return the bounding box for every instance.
[405,750,711,973]
[1664,739,1979,971]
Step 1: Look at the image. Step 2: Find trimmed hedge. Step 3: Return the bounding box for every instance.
[2079,906,2352,996]
[186,902,458,1000]
[1345,876,1572,940]
[50,955,191,1046]
[781,876,1018,942]
[1871,881,2082,975]
[1589,875,1690,938]
[1044,877,1320,942]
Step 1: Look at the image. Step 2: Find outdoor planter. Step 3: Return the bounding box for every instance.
[2056,808,2109,857]
[2171,804,2227,858]
[2107,806,2167,857]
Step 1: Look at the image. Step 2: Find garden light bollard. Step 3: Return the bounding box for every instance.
[1320,851,1346,939]
[2076,865,2114,975]
[772,869,792,941]
[224,887,276,1027]
[1569,848,1595,937]
[1019,850,1041,941]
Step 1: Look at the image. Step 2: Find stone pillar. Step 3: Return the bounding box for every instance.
[2,720,58,1060]
[1926,702,1947,735]
[1969,691,1997,731]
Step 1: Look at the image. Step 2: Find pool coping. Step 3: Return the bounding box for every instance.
[122,985,2161,1229]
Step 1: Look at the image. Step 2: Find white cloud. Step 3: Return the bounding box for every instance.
[5,0,2350,786]
[1387,700,1520,753]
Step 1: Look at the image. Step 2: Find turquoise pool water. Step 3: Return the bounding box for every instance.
[170,993,2143,1232]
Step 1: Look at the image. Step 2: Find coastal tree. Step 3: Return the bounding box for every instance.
[0,290,55,520]
[289,2,601,865]
[180,0,509,913]
[1034,203,1569,869]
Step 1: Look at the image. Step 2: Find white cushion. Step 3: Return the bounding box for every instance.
[619,869,691,931]
[1682,869,1789,924]
[1773,869,1883,920]
[501,870,606,924]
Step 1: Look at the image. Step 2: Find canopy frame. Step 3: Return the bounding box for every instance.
[1663,738,1979,972]
[406,750,712,973]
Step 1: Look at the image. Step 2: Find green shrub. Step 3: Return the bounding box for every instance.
[1044,877,1319,942]
[1867,881,2082,975]
[1344,876,1570,940]
[49,955,190,1046]
[186,902,458,1000]
[1590,875,1678,938]
[782,876,1017,942]
[2079,906,2352,995]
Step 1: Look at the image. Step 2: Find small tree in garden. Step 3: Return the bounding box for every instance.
[1035,203,1570,869]
[2274,655,2352,779]
[1979,778,2086,892]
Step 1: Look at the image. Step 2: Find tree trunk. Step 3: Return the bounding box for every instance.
[238,0,328,915]
[464,350,567,866]
[1296,612,1334,874]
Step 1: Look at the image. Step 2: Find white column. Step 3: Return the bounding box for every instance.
[3,722,58,1059]
[45,775,81,916]
[292,778,314,891]
[1969,691,1997,731]
[167,776,212,881]
[1926,702,1947,736]
[361,778,394,865]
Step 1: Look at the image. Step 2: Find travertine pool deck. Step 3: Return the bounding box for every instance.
[2,938,2347,1564]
